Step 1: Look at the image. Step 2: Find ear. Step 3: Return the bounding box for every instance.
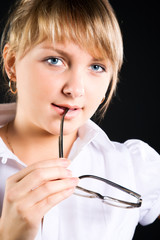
[3,44,16,82]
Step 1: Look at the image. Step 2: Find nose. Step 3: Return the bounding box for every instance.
[62,70,85,98]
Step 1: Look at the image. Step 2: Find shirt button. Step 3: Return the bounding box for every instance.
[1,157,8,164]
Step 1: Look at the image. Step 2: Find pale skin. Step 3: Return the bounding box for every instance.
[0,40,112,239]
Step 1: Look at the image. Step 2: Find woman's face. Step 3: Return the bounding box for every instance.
[14,40,112,136]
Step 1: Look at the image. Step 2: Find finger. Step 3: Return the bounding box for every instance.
[8,158,71,183]
[18,166,72,192]
[29,188,76,222]
[7,167,73,201]
[16,178,79,209]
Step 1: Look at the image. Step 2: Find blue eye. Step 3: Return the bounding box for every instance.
[91,64,105,73]
[47,57,63,66]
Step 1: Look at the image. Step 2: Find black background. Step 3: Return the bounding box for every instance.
[0,0,159,239]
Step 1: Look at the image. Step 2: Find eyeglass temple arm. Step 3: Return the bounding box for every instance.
[59,108,69,158]
[78,175,142,206]
[79,175,141,199]
[76,185,142,208]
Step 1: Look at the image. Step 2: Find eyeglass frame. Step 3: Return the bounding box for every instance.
[59,109,142,209]
[75,175,142,208]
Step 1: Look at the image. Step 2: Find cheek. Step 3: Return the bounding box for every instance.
[16,62,57,101]
[88,79,110,105]
[16,61,38,90]
[30,64,64,98]
[85,81,109,119]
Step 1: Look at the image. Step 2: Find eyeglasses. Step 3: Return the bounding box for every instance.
[59,109,142,208]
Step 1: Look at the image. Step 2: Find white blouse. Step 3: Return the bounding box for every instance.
[0,103,160,240]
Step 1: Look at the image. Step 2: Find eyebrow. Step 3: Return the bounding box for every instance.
[39,46,73,58]
[39,45,106,63]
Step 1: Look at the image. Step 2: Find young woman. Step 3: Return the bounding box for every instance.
[0,0,159,239]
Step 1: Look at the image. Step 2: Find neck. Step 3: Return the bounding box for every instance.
[6,119,77,165]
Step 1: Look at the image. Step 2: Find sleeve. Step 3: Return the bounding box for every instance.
[124,139,160,226]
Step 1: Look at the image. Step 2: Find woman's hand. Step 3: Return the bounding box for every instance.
[0,158,78,240]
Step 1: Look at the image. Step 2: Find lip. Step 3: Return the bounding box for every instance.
[51,103,82,119]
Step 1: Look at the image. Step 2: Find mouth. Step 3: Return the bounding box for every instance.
[51,103,82,118]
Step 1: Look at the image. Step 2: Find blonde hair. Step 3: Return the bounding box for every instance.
[1,0,123,118]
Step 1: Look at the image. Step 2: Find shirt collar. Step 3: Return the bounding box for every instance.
[0,137,26,166]
[68,119,115,160]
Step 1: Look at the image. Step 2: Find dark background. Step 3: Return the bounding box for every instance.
[0,0,159,239]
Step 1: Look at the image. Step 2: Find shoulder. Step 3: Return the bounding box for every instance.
[121,139,160,179]
[111,139,160,167]
[86,120,160,160]
[0,126,6,140]
[0,103,16,144]
[123,139,159,160]
[0,103,16,126]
